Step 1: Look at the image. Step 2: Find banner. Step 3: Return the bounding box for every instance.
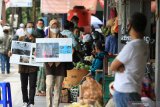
[10,41,43,67]
[9,0,32,7]
[41,0,97,14]
[36,38,72,62]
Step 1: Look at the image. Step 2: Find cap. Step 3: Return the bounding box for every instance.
[3,25,10,30]
[49,19,60,28]
[19,23,25,28]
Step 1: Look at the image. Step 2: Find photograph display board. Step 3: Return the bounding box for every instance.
[10,41,43,67]
[36,38,72,62]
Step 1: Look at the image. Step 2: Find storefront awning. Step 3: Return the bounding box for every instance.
[41,0,98,14]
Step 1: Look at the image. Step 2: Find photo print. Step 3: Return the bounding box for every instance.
[20,56,30,63]
[36,43,59,58]
[12,41,31,56]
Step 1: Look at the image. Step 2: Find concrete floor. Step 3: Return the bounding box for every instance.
[0,64,70,107]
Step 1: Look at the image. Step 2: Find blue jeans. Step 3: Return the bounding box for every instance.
[0,53,10,73]
[113,90,141,107]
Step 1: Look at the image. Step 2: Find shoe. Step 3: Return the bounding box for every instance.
[22,102,28,107]
[27,104,34,107]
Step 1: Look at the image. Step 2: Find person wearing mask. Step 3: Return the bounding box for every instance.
[45,19,68,107]
[0,25,11,74]
[61,20,78,48]
[82,34,93,56]
[110,12,148,107]
[32,19,46,97]
[33,19,45,38]
[11,22,38,107]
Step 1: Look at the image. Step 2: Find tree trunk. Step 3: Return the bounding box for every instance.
[32,0,36,24]
[18,7,22,25]
[26,8,30,22]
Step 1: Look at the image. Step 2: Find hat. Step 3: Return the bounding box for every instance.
[83,34,92,43]
[49,19,60,28]
[3,25,10,30]
[19,23,24,28]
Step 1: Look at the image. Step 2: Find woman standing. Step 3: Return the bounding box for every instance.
[45,19,68,107]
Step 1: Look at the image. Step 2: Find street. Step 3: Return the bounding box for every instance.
[0,64,70,107]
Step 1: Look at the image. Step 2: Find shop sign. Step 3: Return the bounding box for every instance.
[121,35,155,44]
[10,0,32,7]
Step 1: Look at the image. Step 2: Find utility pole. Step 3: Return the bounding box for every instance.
[155,0,160,106]
[11,7,15,35]
[103,0,107,26]
[0,0,2,20]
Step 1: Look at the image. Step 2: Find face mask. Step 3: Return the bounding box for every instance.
[26,28,33,35]
[50,28,59,33]
[37,26,43,30]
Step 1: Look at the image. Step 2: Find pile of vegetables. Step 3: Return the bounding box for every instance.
[84,56,94,62]
[74,62,90,71]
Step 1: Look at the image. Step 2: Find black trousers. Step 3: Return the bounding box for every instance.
[20,72,37,104]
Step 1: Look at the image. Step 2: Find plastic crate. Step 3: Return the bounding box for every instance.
[70,87,79,102]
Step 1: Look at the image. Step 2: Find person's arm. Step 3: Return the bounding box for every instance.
[7,36,12,56]
[110,44,133,73]
[90,58,103,74]
[110,59,125,72]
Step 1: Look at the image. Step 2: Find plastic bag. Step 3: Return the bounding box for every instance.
[79,77,102,105]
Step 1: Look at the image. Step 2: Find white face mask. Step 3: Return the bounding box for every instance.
[50,28,59,33]
[26,28,33,35]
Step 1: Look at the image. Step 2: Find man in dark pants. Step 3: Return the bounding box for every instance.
[9,22,39,107]
[33,19,45,38]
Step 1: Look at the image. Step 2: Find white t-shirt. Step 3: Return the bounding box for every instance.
[114,39,148,93]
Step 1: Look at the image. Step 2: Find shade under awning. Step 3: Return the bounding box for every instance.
[41,0,98,14]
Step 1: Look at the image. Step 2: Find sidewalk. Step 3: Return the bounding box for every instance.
[0,64,70,107]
